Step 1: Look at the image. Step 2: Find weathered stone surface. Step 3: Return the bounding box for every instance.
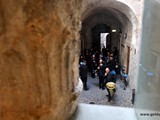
[0,0,83,120]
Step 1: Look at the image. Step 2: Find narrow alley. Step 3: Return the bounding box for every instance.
[79,74,133,107]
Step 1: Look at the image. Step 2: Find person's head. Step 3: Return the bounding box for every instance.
[99,59,103,64]
[92,54,95,58]
[109,54,113,60]
[105,68,110,73]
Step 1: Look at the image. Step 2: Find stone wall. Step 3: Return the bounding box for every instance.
[0,0,83,120]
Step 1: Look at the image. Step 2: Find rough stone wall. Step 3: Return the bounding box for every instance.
[116,0,144,90]
[128,0,144,90]
[117,0,144,90]
[0,0,83,120]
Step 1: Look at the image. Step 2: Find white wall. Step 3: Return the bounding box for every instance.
[100,33,109,48]
[135,1,160,119]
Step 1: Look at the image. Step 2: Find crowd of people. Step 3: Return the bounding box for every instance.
[79,46,120,102]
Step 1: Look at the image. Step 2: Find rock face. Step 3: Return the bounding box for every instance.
[0,0,83,120]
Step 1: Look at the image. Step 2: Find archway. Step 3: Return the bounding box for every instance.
[91,24,111,49]
[79,0,139,107]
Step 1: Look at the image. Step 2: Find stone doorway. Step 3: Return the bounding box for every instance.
[91,24,111,49]
[100,33,109,48]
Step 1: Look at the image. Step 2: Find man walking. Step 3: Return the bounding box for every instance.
[97,59,105,90]
[79,60,89,91]
[104,68,116,102]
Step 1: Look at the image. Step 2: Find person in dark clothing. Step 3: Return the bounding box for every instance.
[104,68,116,102]
[90,54,97,78]
[102,46,107,57]
[95,50,100,65]
[97,59,105,90]
[99,53,106,62]
[113,47,118,57]
[85,52,91,68]
[79,61,89,91]
[115,62,120,75]
[108,54,116,71]
[79,55,84,64]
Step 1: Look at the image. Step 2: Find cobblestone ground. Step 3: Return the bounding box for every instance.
[79,74,134,108]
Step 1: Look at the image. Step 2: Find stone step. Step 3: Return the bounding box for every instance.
[72,103,137,120]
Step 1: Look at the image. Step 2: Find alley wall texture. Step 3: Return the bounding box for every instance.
[0,0,83,120]
[0,0,143,120]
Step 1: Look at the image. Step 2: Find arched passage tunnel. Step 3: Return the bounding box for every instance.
[80,0,139,75]
[79,0,140,105]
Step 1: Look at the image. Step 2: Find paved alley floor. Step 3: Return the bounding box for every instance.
[78,74,134,108]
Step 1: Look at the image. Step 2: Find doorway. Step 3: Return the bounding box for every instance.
[91,24,111,49]
[100,33,109,48]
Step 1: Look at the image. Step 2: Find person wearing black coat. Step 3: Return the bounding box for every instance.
[108,54,116,71]
[79,61,89,90]
[102,46,107,57]
[104,68,116,102]
[97,59,105,90]
[90,54,97,78]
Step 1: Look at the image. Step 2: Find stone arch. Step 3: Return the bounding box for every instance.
[81,0,139,47]
[80,0,140,89]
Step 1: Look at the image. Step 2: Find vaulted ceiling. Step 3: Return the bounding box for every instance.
[81,0,138,31]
